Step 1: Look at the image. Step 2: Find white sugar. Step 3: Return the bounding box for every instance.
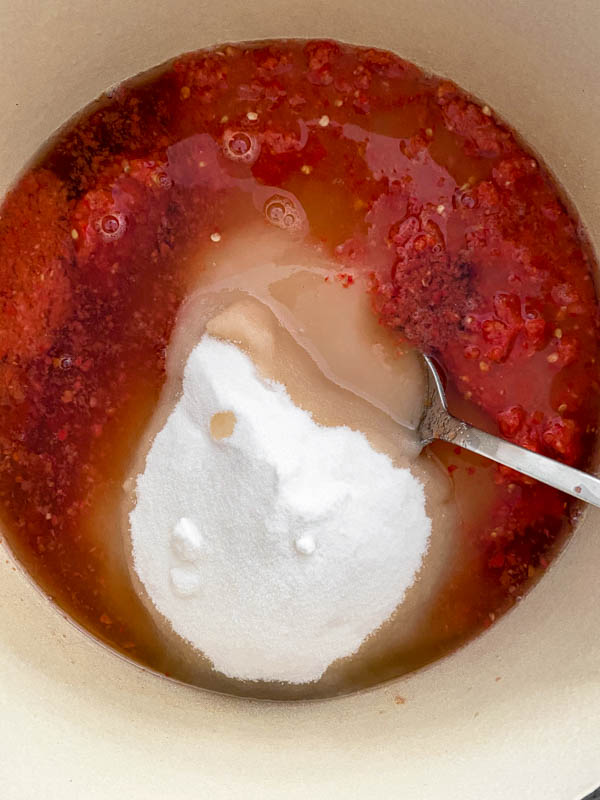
[130,335,431,684]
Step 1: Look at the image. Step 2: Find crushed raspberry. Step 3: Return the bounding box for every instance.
[304,40,340,85]
[0,171,73,364]
[498,405,526,437]
[523,316,547,350]
[542,417,580,463]
[488,553,505,569]
[437,92,513,157]
[304,40,341,72]
[552,283,580,306]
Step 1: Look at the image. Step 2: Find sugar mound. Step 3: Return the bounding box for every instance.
[129,335,431,684]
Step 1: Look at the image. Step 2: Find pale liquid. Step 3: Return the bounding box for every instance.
[78,223,498,699]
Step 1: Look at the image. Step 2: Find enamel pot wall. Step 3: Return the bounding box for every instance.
[0,1,598,798]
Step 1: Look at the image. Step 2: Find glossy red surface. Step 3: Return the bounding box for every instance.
[0,40,596,681]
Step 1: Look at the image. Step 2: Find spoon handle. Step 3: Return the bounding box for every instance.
[439,415,600,507]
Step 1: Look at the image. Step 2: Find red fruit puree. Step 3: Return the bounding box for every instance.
[0,39,597,697]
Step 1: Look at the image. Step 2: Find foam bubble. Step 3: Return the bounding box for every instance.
[222,130,261,165]
[96,213,126,242]
[264,195,303,233]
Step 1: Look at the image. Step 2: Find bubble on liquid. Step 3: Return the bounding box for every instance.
[264,194,303,232]
[267,202,284,222]
[152,169,173,189]
[171,517,203,561]
[96,212,126,241]
[222,129,261,164]
[170,565,202,597]
[458,190,476,209]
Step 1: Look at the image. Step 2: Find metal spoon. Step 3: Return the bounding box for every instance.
[419,354,600,507]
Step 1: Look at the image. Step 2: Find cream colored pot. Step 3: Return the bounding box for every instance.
[0,1,599,798]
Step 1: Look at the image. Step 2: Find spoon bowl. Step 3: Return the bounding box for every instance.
[418,354,600,508]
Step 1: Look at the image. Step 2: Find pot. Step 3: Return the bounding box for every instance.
[0,1,599,798]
